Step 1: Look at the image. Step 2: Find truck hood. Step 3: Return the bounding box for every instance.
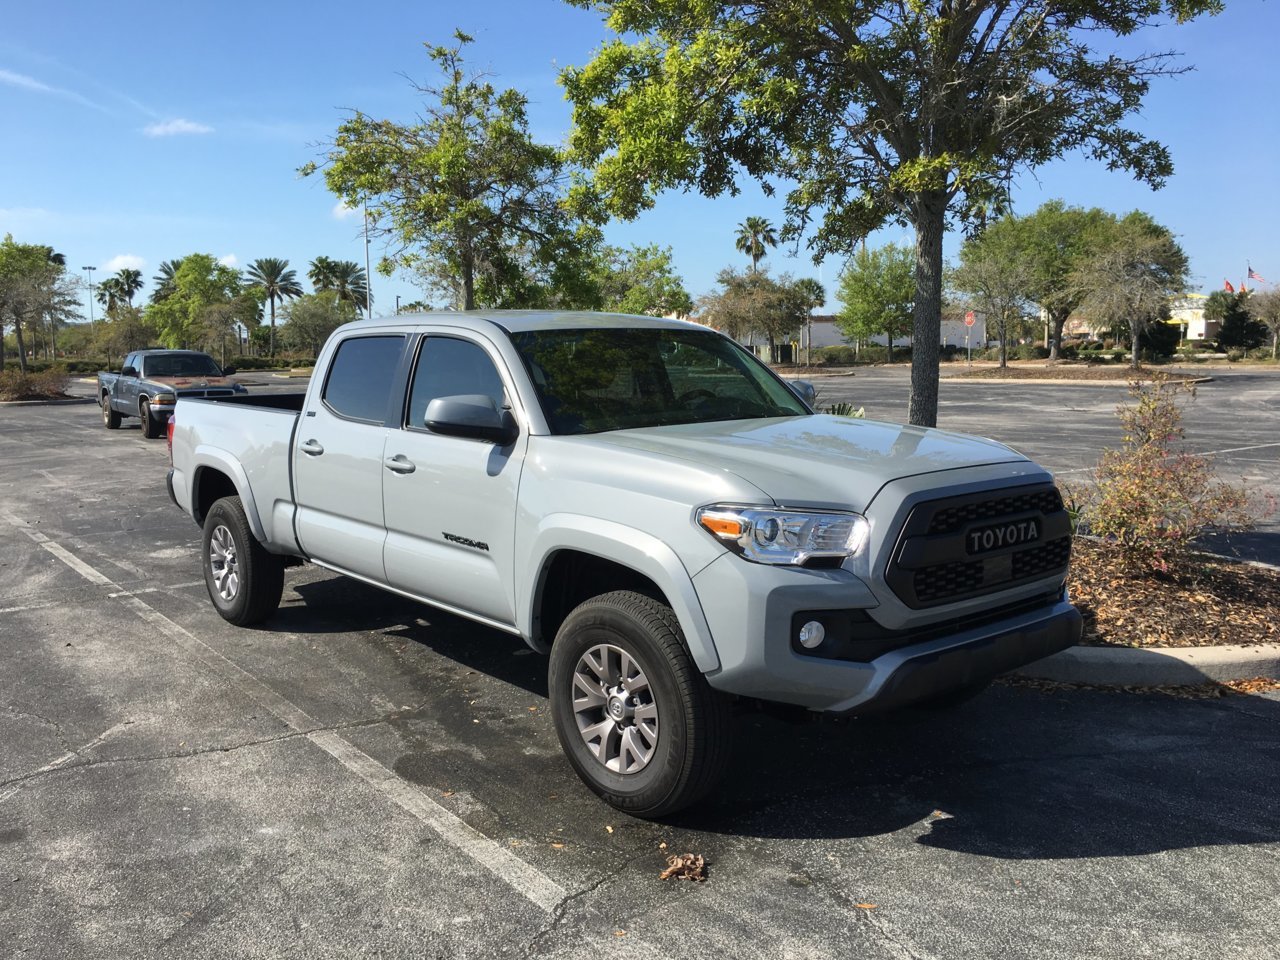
[149,376,236,390]
[597,415,1028,512]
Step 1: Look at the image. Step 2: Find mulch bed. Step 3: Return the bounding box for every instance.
[956,363,1198,381]
[1069,539,1280,648]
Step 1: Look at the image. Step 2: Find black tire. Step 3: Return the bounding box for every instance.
[201,496,284,626]
[140,399,163,439]
[102,394,121,430]
[548,590,733,818]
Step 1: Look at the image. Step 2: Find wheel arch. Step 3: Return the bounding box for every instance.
[190,450,268,543]
[522,518,720,674]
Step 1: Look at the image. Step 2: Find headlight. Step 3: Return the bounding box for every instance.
[696,505,870,566]
[152,393,176,405]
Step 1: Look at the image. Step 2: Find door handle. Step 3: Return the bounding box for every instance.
[384,454,416,475]
[299,439,324,456]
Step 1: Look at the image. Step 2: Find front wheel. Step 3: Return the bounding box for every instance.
[140,400,163,439]
[201,496,284,626]
[548,590,733,818]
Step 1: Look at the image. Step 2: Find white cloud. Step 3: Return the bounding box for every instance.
[143,118,213,137]
[217,254,238,268]
[0,67,105,111]
[332,200,359,220]
[102,254,145,273]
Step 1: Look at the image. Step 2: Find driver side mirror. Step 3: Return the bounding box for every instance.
[789,379,817,406]
[121,365,138,378]
[222,366,237,376]
[425,395,518,445]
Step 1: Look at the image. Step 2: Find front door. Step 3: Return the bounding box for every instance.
[382,333,526,626]
[293,334,405,582]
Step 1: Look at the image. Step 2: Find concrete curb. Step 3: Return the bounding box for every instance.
[1013,642,1280,686]
[942,376,1214,387]
[0,397,95,407]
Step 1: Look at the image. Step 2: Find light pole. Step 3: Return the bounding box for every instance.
[82,265,97,328]
[395,295,401,315]
[362,199,373,316]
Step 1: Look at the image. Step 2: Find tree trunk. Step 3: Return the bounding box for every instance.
[0,318,6,369]
[908,193,946,427]
[268,296,277,358]
[1130,323,1142,370]
[14,309,28,374]
[1048,308,1069,361]
[999,324,1008,368]
[886,335,893,364]
[462,251,476,311]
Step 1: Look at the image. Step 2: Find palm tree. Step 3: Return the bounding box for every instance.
[96,277,126,314]
[115,268,143,306]
[735,217,777,273]
[151,259,185,303]
[311,257,369,313]
[245,257,304,357]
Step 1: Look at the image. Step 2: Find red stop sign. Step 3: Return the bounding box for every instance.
[964,311,975,327]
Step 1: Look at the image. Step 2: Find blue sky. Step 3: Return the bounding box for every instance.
[2,1,1276,319]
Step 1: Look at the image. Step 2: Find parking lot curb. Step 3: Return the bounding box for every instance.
[942,376,1215,387]
[1012,642,1280,686]
[0,397,95,407]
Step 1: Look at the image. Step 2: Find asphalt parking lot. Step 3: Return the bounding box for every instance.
[2,378,1279,959]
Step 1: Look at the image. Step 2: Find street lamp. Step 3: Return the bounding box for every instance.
[82,265,97,328]
[395,295,401,315]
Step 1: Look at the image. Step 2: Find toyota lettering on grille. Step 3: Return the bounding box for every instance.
[965,518,1040,555]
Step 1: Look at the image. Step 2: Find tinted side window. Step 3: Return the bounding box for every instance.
[406,336,506,429]
[322,336,405,422]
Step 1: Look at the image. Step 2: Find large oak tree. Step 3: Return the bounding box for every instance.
[561,0,1221,425]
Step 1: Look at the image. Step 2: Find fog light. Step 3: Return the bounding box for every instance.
[798,620,825,649]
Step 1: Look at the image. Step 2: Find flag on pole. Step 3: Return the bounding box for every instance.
[1224,279,1235,292]
[1248,265,1266,283]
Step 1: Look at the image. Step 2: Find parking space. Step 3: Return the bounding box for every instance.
[2,392,1279,959]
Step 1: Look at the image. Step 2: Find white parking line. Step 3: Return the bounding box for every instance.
[1,513,566,913]
[1053,441,1280,475]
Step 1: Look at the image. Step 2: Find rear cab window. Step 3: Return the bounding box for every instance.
[321,335,406,423]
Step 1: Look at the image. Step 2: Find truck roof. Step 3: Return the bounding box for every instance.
[338,310,705,335]
[129,348,215,356]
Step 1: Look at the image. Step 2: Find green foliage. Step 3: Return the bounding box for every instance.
[0,234,79,372]
[1248,288,1280,359]
[142,253,242,349]
[1142,320,1181,359]
[697,268,810,360]
[1083,377,1252,573]
[836,243,914,361]
[245,257,304,356]
[952,219,1036,366]
[1072,212,1189,369]
[303,30,594,311]
[594,244,693,316]
[734,217,777,272]
[822,401,865,418]
[282,292,359,355]
[561,1,1221,424]
[1207,291,1268,350]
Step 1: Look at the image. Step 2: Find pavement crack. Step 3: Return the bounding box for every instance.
[0,708,418,800]
[521,847,657,957]
[2,708,72,753]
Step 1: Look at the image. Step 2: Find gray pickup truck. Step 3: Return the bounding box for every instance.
[99,349,246,438]
[167,311,1081,816]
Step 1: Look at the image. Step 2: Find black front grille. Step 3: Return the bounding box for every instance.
[886,482,1073,608]
[929,489,1064,534]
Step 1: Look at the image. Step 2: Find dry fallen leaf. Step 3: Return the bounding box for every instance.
[614,930,627,938]
[660,853,707,882]
[551,843,565,849]
[605,825,614,834]
[856,903,877,910]
[441,791,454,798]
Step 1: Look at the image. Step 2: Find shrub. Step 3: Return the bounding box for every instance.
[822,401,865,418]
[1013,344,1050,360]
[815,345,857,365]
[1225,348,1245,362]
[0,367,70,401]
[1080,376,1255,574]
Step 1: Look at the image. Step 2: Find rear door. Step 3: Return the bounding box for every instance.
[292,333,407,582]
[381,332,527,626]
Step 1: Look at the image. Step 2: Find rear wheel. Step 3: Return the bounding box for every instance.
[201,496,284,626]
[140,400,163,439]
[548,590,733,818]
[102,394,121,429]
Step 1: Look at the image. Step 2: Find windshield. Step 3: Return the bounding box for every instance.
[507,327,810,435]
[142,354,223,378]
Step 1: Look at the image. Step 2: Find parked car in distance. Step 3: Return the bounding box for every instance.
[98,349,246,438]
[167,311,1081,816]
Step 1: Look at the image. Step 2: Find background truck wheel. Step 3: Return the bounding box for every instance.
[201,496,284,626]
[140,400,163,439]
[102,394,121,429]
[548,590,733,818]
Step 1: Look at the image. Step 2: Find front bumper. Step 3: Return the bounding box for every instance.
[692,551,1080,714]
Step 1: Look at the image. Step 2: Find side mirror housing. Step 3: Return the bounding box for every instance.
[790,379,817,406]
[121,365,138,378]
[425,395,518,445]
[222,366,237,376]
